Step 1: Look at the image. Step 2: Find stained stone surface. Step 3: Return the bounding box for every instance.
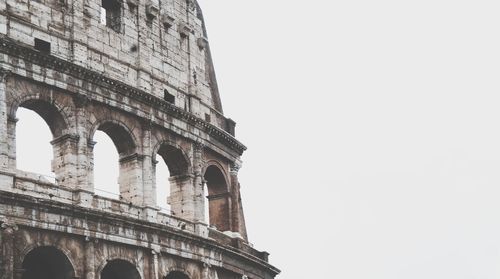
[0,1,279,278]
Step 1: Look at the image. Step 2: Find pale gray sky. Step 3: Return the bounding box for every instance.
[15,0,500,278]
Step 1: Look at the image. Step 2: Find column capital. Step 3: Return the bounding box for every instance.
[0,68,11,81]
[193,140,204,153]
[0,219,18,235]
[230,160,242,174]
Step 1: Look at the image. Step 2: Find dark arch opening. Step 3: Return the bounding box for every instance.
[204,165,230,231]
[165,271,190,279]
[22,246,74,279]
[157,144,189,176]
[19,99,67,138]
[97,122,136,156]
[101,259,141,279]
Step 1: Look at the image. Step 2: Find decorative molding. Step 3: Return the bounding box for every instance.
[197,37,208,50]
[50,134,80,145]
[230,161,241,174]
[0,68,11,81]
[119,153,145,163]
[0,218,18,234]
[178,22,192,38]
[73,93,90,108]
[146,0,160,19]
[161,13,175,29]
[0,37,247,155]
[193,140,204,153]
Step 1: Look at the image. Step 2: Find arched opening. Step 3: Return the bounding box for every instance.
[93,130,120,198]
[155,155,170,212]
[165,271,190,279]
[16,108,54,181]
[155,143,189,213]
[15,100,68,183]
[204,165,231,232]
[22,246,74,279]
[92,122,137,201]
[101,259,141,279]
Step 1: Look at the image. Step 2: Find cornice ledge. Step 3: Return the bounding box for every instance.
[0,37,247,155]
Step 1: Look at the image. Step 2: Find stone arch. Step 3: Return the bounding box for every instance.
[153,141,191,176]
[10,94,70,138]
[204,163,231,232]
[90,119,138,156]
[89,119,143,203]
[100,259,141,279]
[152,140,193,215]
[21,246,75,279]
[10,95,77,184]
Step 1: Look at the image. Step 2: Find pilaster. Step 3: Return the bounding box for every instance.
[0,220,18,279]
[84,237,96,279]
[0,70,11,170]
[119,153,145,205]
[230,161,247,240]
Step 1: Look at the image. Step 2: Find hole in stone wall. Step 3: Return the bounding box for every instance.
[34,38,51,54]
[101,0,121,32]
[204,113,211,123]
[164,89,175,104]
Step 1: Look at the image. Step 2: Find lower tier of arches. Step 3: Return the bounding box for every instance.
[0,191,279,279]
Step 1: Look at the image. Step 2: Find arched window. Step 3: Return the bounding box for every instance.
[22,246,74,279]
[204,165,230,232]
[14,99,68,183]
[93,130,120,198]
[91,122,136,201]
[154,143,189,213]
[16,108,54,181]
[101,259,140,279]
[165,271,190,279]
[155,154,170,211]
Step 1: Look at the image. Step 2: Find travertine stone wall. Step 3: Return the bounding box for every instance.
[2,0,226,128]
[0,0,280,278]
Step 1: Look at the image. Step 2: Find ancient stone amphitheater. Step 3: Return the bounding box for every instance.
[0,0,279,278]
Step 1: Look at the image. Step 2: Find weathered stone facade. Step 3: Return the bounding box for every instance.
[0,1,279,278]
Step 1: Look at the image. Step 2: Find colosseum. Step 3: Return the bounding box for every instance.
[0,0,279,279]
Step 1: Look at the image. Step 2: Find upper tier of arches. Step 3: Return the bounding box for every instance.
[1,75,246,236]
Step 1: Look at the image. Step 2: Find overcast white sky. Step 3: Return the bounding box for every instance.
[14,0,500,278]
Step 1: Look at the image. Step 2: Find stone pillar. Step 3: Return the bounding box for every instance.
[168,142,204,223]
[202,262,219,279]
[0,220,18,279]
[229,162,247,240]
[51,134,80,187]
[119,154,144,205]
[6,115,17,171]
[192,142,205,222]
[168,174,195,220]
[84,237,96,279]
[73,94,92,192]
[151,248,159,279]
[0,70,10,170]
[141,123,155,207]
